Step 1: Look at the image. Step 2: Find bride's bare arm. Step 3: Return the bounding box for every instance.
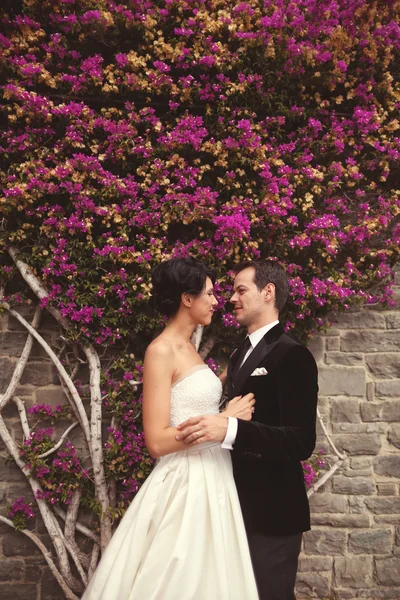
[143,341,189,458]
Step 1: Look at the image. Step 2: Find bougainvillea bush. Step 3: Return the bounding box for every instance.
[0,0,399,596]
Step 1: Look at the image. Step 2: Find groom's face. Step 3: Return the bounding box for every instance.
[231,267,265,330]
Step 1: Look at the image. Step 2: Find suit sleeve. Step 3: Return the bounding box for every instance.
[233,345,318,461]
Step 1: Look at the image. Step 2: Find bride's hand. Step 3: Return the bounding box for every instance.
[223,393,255,421]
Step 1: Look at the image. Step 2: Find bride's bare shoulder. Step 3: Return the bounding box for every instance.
[145,336,174,361]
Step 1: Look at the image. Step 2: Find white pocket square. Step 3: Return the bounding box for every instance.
[250,367,268,376]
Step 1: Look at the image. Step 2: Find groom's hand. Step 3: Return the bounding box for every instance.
[175,414,228,446]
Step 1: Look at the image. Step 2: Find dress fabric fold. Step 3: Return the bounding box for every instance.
[82,366,259,600]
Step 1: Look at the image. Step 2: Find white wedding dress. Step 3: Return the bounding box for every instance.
[82,365,259,599]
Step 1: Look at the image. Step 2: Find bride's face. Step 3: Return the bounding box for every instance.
[189,277,218,325]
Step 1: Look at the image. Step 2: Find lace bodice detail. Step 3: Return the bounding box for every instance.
[169,365,223,427]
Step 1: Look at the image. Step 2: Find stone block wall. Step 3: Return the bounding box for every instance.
[0,309,74,600]
[0,276,399,599]
[297,278,400,599]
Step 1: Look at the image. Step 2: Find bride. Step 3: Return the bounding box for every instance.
[82,257,259,599]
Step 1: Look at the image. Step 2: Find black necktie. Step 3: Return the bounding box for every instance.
[232,336,252,380]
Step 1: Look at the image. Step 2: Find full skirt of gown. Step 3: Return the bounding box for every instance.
[82,365,259,600]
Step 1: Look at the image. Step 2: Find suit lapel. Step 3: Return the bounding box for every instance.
[233,337,278,394]
[230,323,285,396]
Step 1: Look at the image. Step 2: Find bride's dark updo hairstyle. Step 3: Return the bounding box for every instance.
[152,257,216,318]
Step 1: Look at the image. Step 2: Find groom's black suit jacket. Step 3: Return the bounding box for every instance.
[227,323,318,537]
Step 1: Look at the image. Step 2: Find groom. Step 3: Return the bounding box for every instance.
[177,260,318,600]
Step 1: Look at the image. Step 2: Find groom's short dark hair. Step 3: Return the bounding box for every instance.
[234,260,289,313]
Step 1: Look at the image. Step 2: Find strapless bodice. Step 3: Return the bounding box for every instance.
[169,365,222,427]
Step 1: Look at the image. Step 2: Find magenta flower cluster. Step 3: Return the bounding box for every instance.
[302,450,326,488]
[20,426,90,506]
[102,359,153,503]
[27,403,69,421]
[8,497,35,520]
[7,497,35,531]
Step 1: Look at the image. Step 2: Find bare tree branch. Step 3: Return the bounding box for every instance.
[64,489,91,571]
[59,488,88,585]
[316,407,346,460]
[88,543,101,582]
[12,396,30,439]
[65,488,82,541]
[83,344,112,549]
[56,524,88,588]
[55,344,90,438]
[0,414,79,590]
[199,337,216,360]
[53,506,100,545]
[7,250,114,550]
[0,306,41,410]
[0,515,80,600]
[58,378,90,451]
[108,478,117,510]
[8,246,70,329]
[1,302,91,448]
[191,325,204,351]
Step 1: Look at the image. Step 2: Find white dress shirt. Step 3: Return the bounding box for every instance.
[221,320,280,450]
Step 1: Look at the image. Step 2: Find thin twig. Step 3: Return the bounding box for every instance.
[59,337,86,363]
[199,337,216,360]
[307,456,346,497]
[317,407,346,460]
[37,422,79,458]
